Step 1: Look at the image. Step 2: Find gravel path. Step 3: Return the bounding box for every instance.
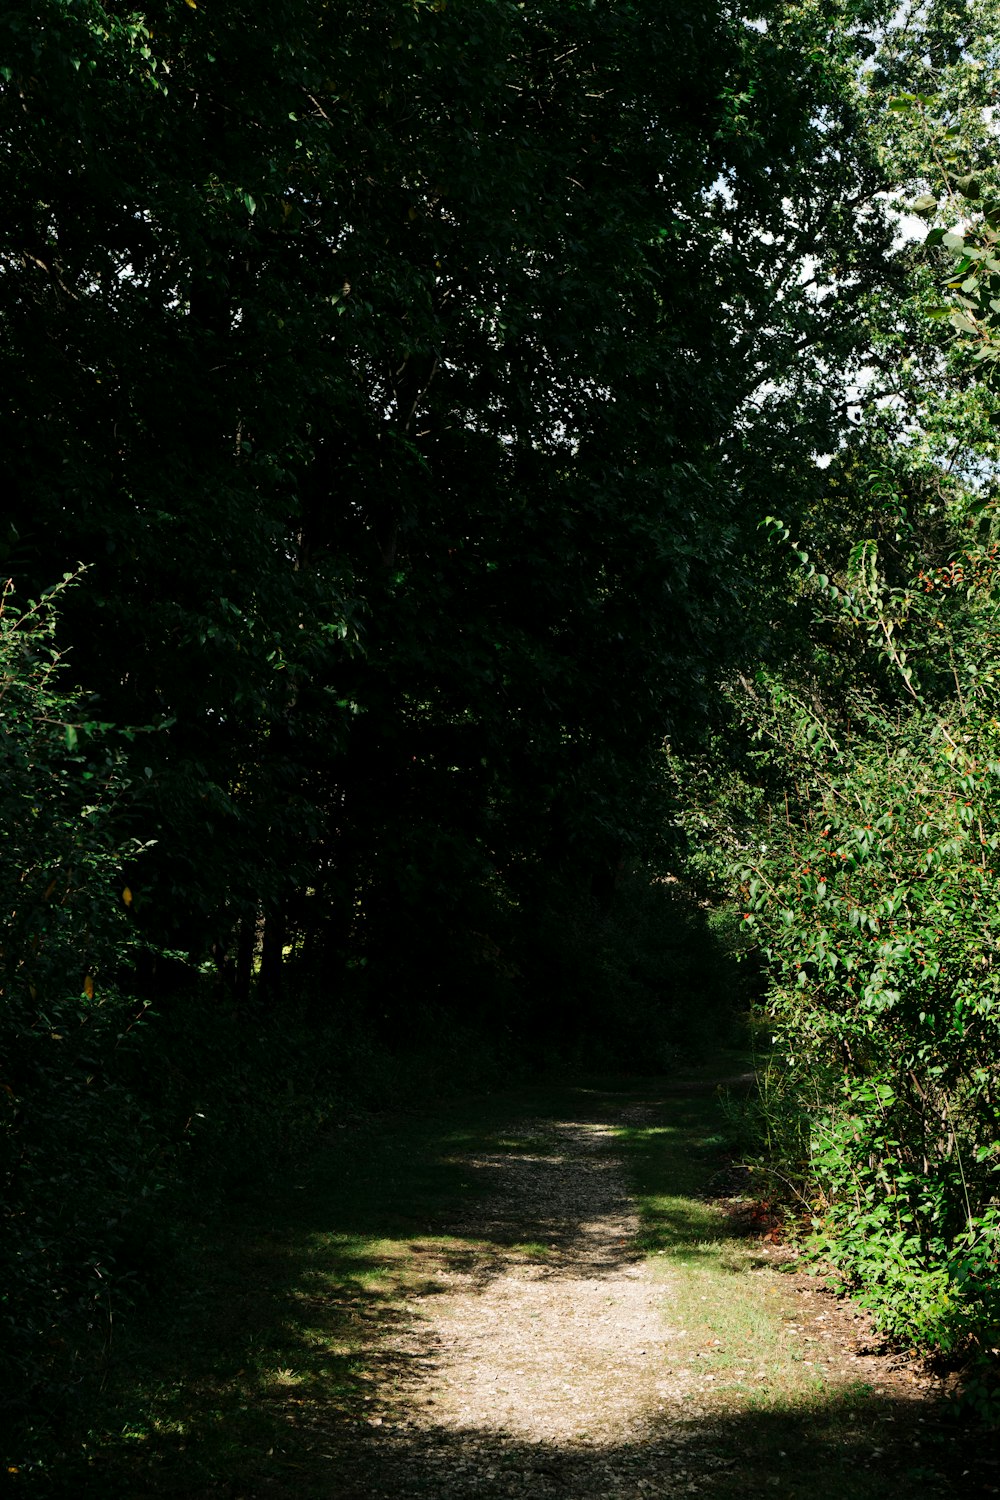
[326,1095,969,1500]
[333,1107,718,1498]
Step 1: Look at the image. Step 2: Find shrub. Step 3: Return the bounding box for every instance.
[0,575,159,1413]
[729,537,1000,1370]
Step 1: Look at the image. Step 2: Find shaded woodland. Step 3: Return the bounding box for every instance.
[4,0,1000,1447]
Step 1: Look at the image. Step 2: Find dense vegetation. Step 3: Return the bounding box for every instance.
[673,0,1000,1407]
[3,0,1000,1457]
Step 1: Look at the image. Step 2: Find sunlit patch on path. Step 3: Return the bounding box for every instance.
[332,1115,705,1496]
[370,1121,674,1451]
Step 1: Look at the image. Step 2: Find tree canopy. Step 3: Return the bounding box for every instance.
[0,0,901,999]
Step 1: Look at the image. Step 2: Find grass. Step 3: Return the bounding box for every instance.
[12,1112,459,1494]
[612,1061,971,1498]
[12,1086,595,1497]
[10,1070,977,1497]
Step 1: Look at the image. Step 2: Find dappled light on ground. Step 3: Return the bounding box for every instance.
[34,1080,988,1498]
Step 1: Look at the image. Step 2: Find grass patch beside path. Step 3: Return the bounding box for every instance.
[613,1059,973,1498]
[11,1086,591,1498]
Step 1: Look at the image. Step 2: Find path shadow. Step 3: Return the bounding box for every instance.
[49,1389,990,1497]
[325,1394,991,1500]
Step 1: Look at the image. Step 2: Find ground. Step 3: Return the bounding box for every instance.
[27,1068,997,1497]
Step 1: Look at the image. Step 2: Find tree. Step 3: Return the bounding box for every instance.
[0,1,911,1029]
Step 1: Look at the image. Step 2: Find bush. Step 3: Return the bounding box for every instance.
[732,540,1000,1371]
[0,576,160,1414]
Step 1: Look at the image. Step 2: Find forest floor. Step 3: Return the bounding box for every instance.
[36,1061,997,1497]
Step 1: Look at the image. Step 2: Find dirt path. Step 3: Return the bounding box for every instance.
[27,1076,996,1499]
[329,1092,975,1500]
[55,1079,989,1497]
[335,1108,700,1497]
